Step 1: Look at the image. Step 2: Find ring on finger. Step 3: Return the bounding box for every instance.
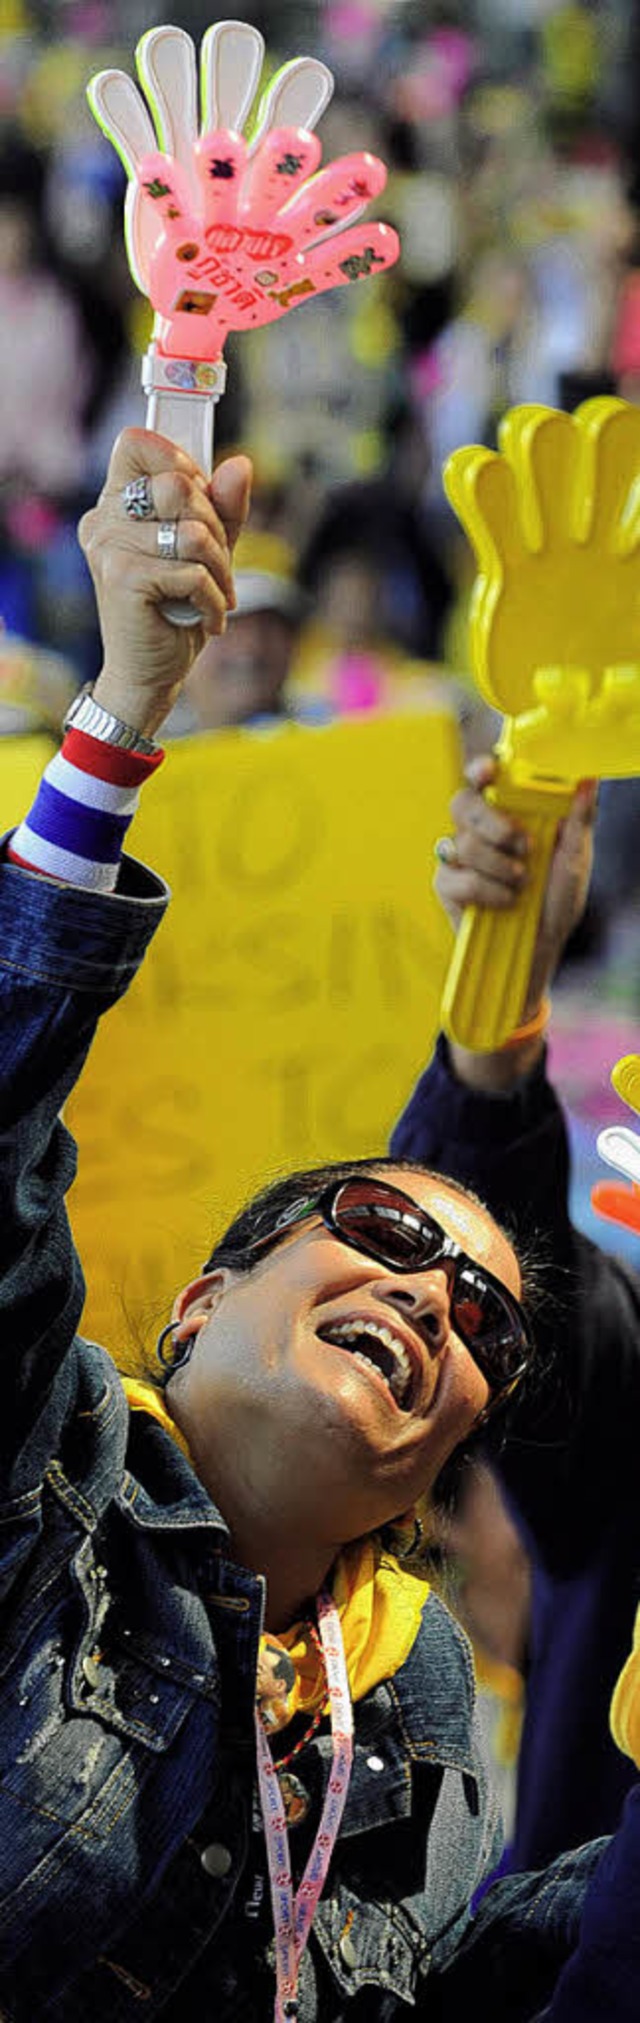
[157,520,180,562]
[434,834,459,868]
[122,475,155,521]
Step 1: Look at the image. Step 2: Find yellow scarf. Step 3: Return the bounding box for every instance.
[277,1537,430,1712]
[123,1377,431,1702]
[610,1601,640,1767]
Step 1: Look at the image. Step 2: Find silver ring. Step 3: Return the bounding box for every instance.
[434,835,458,867]
[157,520,180,562]
[122,475,155,520]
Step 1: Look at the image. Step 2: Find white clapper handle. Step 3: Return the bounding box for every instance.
[143,377,224,627]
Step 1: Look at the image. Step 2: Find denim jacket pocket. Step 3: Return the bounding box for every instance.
[0,1539,204,1852]
[64,1532,208,1752]
[0,1527,219,2018]
[313,1882,432,2006]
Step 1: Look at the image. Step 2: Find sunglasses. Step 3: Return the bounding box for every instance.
[245,1176,534,1412]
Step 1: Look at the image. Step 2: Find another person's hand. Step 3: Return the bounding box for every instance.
[79,429,252,740]
[435,753,597,1086]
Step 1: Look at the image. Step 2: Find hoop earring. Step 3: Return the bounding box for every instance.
[156,1320,195,1380]
[398,1514,425,1560]
[383,1512,425,1560]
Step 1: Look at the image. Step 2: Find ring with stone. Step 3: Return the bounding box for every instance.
[434,835,459,867]
[157,520,180,562]
[122,475,155,520]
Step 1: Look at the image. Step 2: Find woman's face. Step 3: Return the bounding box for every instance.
[169,1169,522,1541]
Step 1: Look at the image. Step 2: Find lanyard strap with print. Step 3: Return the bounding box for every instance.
[255,1586,354,2021]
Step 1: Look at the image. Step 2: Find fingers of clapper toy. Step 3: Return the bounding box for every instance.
[597,1126,640,1189]
[247,55,334,153]
[200,20,265,133]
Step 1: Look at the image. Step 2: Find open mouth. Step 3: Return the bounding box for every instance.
[317,1318,418,1411]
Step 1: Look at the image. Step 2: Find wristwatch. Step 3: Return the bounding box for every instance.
[62,683,159,756]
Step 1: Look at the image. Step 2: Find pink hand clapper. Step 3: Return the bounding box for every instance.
[88,20,400,625]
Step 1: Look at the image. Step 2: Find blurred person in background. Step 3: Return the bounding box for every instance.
[417,247,557,515]
[168,491,480,752]
[435,1455,531,1879]
[0,135,89,506]
[0,134,95,673]
[164,529,320,736]
[293,425,495,755]
[299,398,452,666]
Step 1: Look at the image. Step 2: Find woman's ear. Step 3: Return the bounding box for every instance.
[171,1270,229,1340]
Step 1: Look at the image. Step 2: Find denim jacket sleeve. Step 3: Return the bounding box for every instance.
[0,849,168,1504]
[390,1034,640,1576]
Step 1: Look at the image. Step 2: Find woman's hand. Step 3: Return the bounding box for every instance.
[435,754,598,1088]
[79,429,252,739]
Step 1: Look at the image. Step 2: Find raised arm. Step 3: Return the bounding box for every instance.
[391,757,640,1570]
[392,752,596,1228]
[0,429,250,1505]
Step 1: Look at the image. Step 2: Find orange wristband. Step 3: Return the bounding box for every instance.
[503,996,551,1049]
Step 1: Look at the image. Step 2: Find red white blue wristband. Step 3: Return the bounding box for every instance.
[7,726,164,890]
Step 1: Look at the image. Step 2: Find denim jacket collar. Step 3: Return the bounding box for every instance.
[115,1394,230,1537]
[389,1589,479,1775]
[117,1405,478,1775]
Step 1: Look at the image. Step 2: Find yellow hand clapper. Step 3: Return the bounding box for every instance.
[441,397,640,1050]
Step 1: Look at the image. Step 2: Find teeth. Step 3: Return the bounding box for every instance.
[322,1318,413,1407]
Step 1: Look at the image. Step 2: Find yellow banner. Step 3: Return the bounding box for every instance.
[53,712,459,1369]
[0,736,55,821]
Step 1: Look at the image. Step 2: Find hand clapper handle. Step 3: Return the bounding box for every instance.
[441,775,574,1052]
[142,360,226,629]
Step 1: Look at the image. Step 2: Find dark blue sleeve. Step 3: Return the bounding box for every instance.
[534,1784,640,2022]
[391,1035,640,1574]
[432,1800,640,2023]
[0,850,168,1500]
[390,1032,572,1249]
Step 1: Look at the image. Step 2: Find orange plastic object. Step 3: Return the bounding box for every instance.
[441,398,640,1050]
[591,1181,640,1236]
[592,1053,640,1238]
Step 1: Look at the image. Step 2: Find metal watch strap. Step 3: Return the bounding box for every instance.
[62,685,159,756]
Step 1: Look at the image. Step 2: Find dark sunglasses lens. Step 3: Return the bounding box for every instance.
[453,1263,528,1386]
[333,1180,442,1267]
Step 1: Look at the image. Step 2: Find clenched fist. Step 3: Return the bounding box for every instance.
[79,429,252,739]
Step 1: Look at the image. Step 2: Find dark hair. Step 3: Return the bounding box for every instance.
[202,1153,494,1274]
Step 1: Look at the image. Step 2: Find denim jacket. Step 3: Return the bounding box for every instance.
[0,849,525,2022]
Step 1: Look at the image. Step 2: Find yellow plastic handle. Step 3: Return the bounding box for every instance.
[441,774,572,1051]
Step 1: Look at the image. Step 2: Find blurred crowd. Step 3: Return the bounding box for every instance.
[2,5,640,1097]
[3,1,640,947]
[2,1,639,729]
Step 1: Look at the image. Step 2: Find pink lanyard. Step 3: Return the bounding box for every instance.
[254,1587,354,2023]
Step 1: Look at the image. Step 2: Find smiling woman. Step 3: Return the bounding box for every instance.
[155,1155,527,1634]
[0,424,630,2023]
